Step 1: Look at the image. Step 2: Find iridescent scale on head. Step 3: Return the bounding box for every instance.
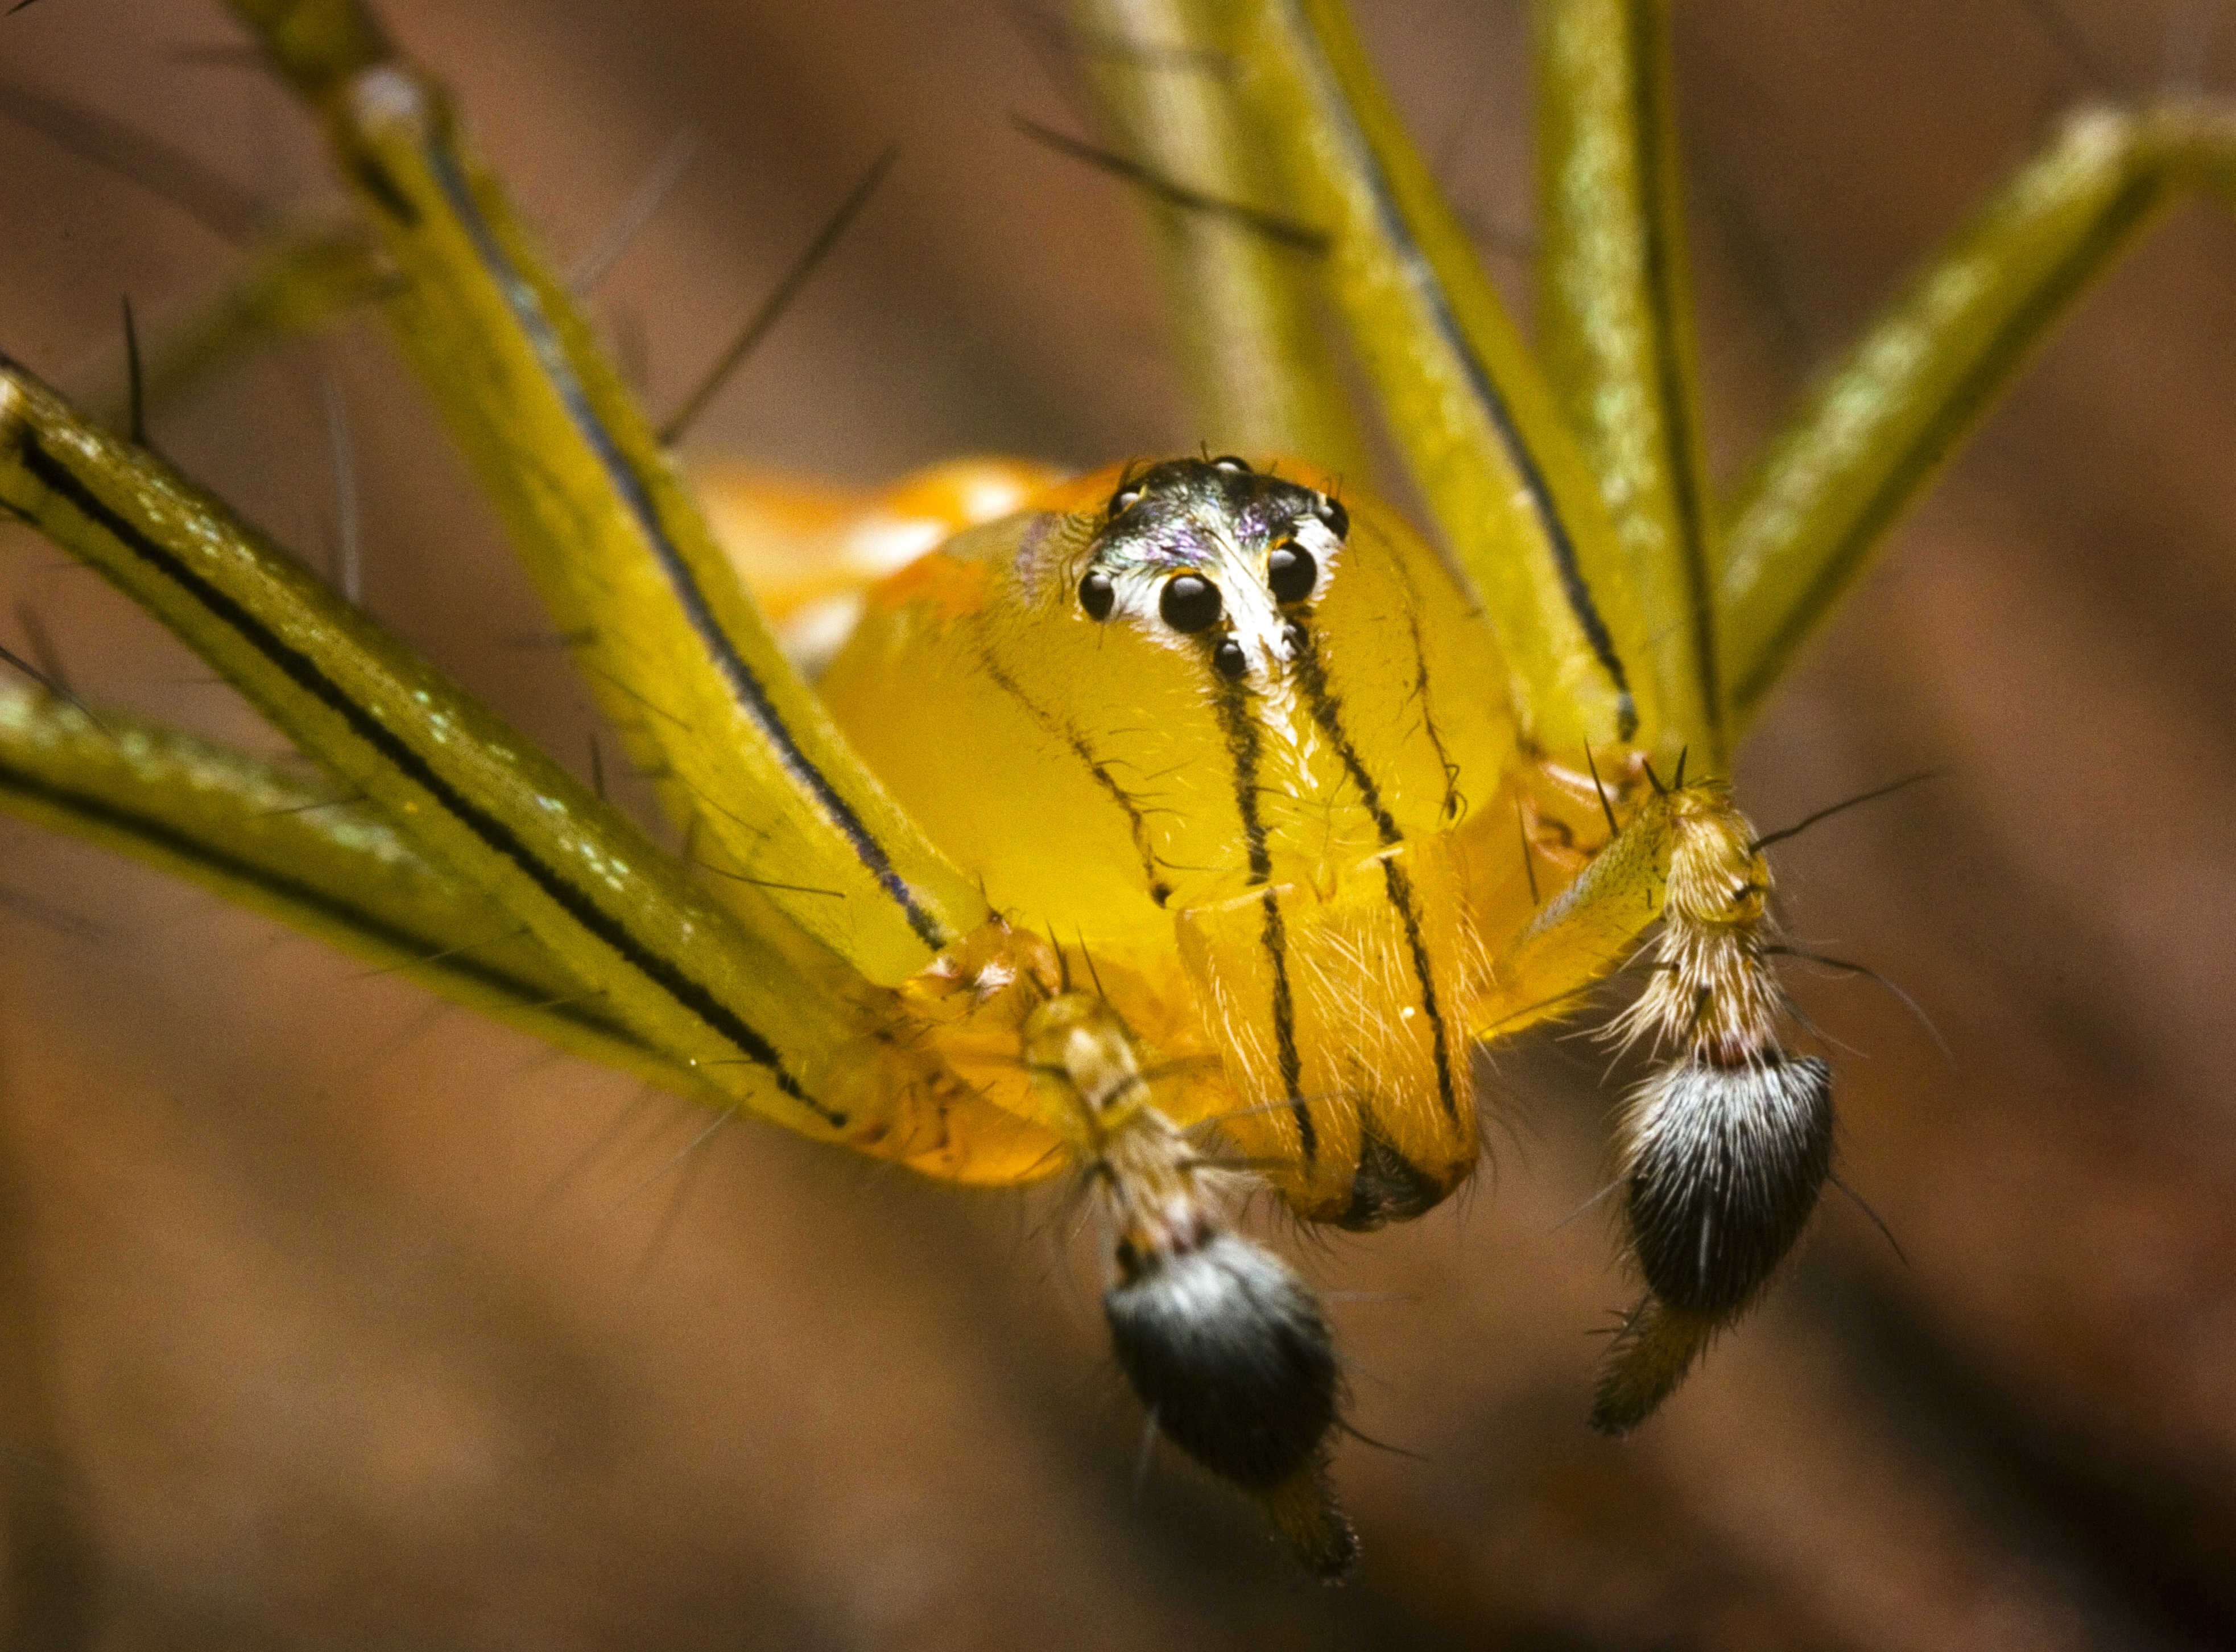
[1073,457,1349,683]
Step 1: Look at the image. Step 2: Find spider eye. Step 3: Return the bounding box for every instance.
[1315,494,1349,541]
[1210,455,1251,474]
[1213,638,1249,679]
[1267,540,1317,604]
[1078,569,1115,621]
[1107,484,1142,519]
[1159,573,1223,633]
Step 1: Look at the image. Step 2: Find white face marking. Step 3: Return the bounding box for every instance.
[1092,509,1344,683]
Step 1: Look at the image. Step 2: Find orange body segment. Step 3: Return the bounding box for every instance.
[708,453,1597,1223]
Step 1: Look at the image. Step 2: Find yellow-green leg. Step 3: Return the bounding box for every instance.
[0,685,696,1095]
[1720,99,2236,727]
[224,0,989,986]
[1234,0,1661,759]
[0,362,861,1139]
[1535,0,1723,768]
[1069,0,1371,477]
[68,212,390,433]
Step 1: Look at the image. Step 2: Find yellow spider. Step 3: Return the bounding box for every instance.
[0,0,2223,1591]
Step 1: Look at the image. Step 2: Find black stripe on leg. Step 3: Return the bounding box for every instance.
[1281,0,1638,740]
[0,760,649,1051]
[1625,0,1721,736]
[13,431,840,1125]
[415,126,950,952]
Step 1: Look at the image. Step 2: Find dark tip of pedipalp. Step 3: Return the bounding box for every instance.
[1260,1461,1358,1581]
[1623,1052,1834,1316]
[1103,1230,1341,1496]
[1589,1295,1720,1436]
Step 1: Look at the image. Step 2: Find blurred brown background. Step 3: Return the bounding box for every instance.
[0,0,2229,1645]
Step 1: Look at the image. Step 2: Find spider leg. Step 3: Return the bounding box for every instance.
[0,366,891,1150]
[1535,0,1723,768]
[0,685,700,1095]
[1064,0,1371,475]
[1720,98,2236,725]
[1473,768,1672,1046]
[65,210,391,435]
[224,0,990,986]
[1233,0,1661,758]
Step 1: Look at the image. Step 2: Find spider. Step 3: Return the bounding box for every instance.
[0,0,2225,1601]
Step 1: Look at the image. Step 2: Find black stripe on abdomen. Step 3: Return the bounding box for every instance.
[1259,890,1315,1160]
[1211,673,1312,1159]
[1292,624,1459,1126]
[1381,856,1458,1124]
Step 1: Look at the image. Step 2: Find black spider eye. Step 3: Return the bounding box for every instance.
[1210,454,1251,474]
[1267,540,1317,604]
[1159,573,1223,633]
[1213,638,1249,679]
[1107,484,1142,519]
[1078,569,1115,621]
[1316,494,1349,540]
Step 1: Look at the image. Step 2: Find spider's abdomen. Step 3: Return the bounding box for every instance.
[819,457,1522,1223]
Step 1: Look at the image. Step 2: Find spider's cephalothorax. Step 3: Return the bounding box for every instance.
[821,456,1828,1498]
[822,455,1518,1233]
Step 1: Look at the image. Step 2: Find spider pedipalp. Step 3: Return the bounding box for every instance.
[1022,989,1355,1578]
[1621,1053,1836,1319]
